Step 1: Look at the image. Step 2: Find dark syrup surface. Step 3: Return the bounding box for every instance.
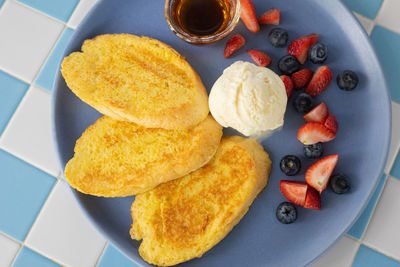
[175,0,229,36]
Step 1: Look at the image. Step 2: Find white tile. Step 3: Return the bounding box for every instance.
[385,101,400,173]
[0,232,20,267]
[25,181,106,267]
[353,12,374,35]
[0,1,63,82]
[68,0,99,29]
[312,236,359,267]
[0,86,60,177]
[363,177,400,260]
[376,0,400,34]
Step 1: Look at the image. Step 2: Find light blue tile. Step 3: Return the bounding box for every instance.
[0,70,29,135]
[370,26,400,103]
[98,245,140,267]
[0,149,56,241]
[35,28,74,91]
[352,245,400,267]
[17,0,79,22]
[14,247,60,267]
[390,151,400,180]
[347,174,387,239]
[342,0,383,19]
[0,0,4,8]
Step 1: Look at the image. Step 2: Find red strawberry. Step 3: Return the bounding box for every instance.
[247,49,271,67]
[224,34,246,58]
[287,33,319,64]
[324,114,338,134]
[297,122,335,145]
[307,33,319,46]
[292,69,313,89]
[304,186,321,210]
[280,180,307,206]
[306,154,339,193]
[239,0,260,33]
[303,102,329,123]
[280,75,293,98]
[305,66,332,96]
[258,9,280,25]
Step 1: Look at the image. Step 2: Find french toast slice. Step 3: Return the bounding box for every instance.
[61,34,209,129]
[130,136,271,266]
[64,115,222,197]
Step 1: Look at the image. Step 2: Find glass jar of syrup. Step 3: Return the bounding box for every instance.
[165,0,240,44]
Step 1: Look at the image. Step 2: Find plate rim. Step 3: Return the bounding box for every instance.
[51,0,392,265]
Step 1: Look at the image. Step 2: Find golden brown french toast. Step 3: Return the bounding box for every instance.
[64,115,222,197]
[130,136,271,266]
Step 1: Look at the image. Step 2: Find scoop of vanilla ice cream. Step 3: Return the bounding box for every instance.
[209,61,287,136]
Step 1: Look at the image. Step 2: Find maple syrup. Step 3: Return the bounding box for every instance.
[172,0,231,37]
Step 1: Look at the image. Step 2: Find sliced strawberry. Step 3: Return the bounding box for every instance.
[297,122,336,145]
[247,49,271,67]
[280,75,293,98]
[258,9,280,25]
[287,33,319,64]
[304,186,321,210]
[239,0,260,33]
[305,66,332,96]
[303,102,329,123]
[307,33,319,46]
[324,114,338,134]
[224,34,246,58]
[306,154,339,193]
[280,180,307,206]
[292,69,313,89]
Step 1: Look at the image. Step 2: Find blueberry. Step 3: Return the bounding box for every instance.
[304,142,323,158]
[278,55,301,75]
[309,43,328,64]
[293,93,313,113]
[268,28,289,47]
[330,174,350,194]
[276,202,297,224]
[280,155,301,176]
[337,70,359,91]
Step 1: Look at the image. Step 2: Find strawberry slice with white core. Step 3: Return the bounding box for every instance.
[297,122,335,145]
[306,154,339,193]
[303,102,329,123]
[280,180,307,206]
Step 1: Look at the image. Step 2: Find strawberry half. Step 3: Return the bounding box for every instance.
[224,34,246,58]
[305,66,332,96]
[239,0,260,33]
[303,102,329,123]
[247,49,271,67]
[306,154,339,193]
[280,75,293,98]
[258,9,280,25]
[324,114,338,134]
[287,33,319,64]
[297,122,336,145]
[280,180,307,206]
[304,186,321,210]
[292,69,313,89]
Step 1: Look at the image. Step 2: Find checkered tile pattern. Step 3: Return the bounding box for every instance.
[0,0,399,266]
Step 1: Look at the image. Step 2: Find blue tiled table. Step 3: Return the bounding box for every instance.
[0,0,399,266]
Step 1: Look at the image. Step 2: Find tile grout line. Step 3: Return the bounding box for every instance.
[94,242,108,267]
[359,241,400,263]
[8,179,62,267]
[0,139,61,180]
[11,0,69,26]
[357,174,390,242]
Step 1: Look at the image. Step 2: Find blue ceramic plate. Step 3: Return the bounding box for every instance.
[52,0,391,266]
